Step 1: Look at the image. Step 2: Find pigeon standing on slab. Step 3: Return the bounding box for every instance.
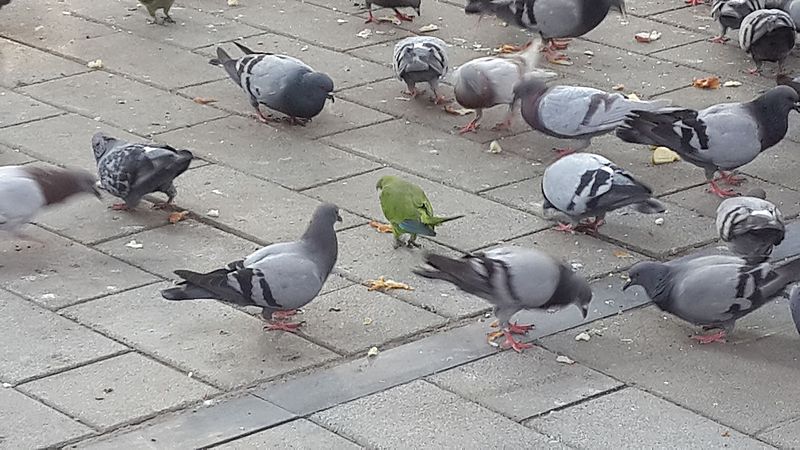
[392,36,448,104]
[624,254,800,343]
[541,153,665,233]
[709,0,784,43]
[513,75,671,157]
[739,9,796,74]
[161,203,342,333]
[364,0,420,23]
[453,42,556,133]
[616,86,800,198]
[0,165,100,241]
[138,0,175,24]
[716,187,785,259]
[789,284,800,335]
[92,132,193,211]
[209,42,335,126]
[413,247,593,352]
[463,0,625,63]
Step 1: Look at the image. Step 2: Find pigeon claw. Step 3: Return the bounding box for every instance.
[151,201,173,210]
[501,331,534,353]
[110,203,130,211]
[708,180,738,198]
[264,321,304,333]
[553,147,576,159]
[394,9,414,21]
[684,0,704,5]
[709,35,729,44]
[691,329,727,344]
[553,223,576,233]
[716,171,745,186]
[575,218,605,234]
[458,118,481,134]
[433,94,448,105]
[486,330,504,343]
[548,39,571,50]
[272,309,298,320]
[507,322,534,335]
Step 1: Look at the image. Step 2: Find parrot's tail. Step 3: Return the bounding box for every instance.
[429,214,465,226]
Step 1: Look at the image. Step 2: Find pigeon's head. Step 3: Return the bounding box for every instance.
[610,0,627,18]
[759,85,800,114]
[623,261,671,301]
[305,72,334,101]
[91,132,116,161]
[512,73,550,105]
[572,279,593,319]
[312,203,343,227]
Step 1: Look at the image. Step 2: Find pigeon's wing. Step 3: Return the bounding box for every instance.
[542,153,615,217]
[97,146,139,198]
[453,57,521,107]
[243,54,312,105]
[127,145,193,199]
[481,247,563,308]
[668,262,755,325]
[0,168,45,231]
[254,253,327,309]
[587,162,657,214]
[739,9,795,52]
[243,241,303,266]
[694,103,762,168]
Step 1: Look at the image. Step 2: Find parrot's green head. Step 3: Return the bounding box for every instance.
[376,175,399,192]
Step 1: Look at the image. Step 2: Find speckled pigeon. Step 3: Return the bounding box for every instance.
[393,36,448,104]
[624,254,800,343]
[541,152,665,233]
[161,203,342,332]
[616,86,800,198]
[716,187,785,259]
[92,132,193,211]
[413,247,592,352]
[739,9,796,74]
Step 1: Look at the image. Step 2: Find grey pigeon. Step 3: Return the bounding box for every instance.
[616,86,800,198]
[365,0,420,23]
[716,187,785,259]
[709,0,785,43]
[624,254,800,343]
[514,74,670,156]
[739,9,796,74]
[392,36,448,104]
[789,284,800,335]
[453,42,556,133]
[413,247,592,352]
[92,132,193,211]
[541,152,665,233]
[464,0,625,63]
[161,203,342,332]
[0,165,100,240]
[209,42,334,126]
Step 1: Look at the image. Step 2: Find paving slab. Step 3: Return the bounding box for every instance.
[0,113,141,169]
[0,290,126,384]
[582,12,703,55]
[347,38,492,71]
[526,388,772,449]
[216,419,361,449]
[651,5,730,38]
[0,227,157,309]
[157,115,380,190]
[623,0,689,16]
[299,284,446,354]
[21,71,225,136]
[311,380,564,449]
[0,388,91,449]
[0,143,34,165]
[0,89,63,128]
[0,38,88,88]
[663,179,800,219]
[541,304,800,434]
[62,283,340,390]
[758,417,800,449]
[19,352,218,430]
[74,395,294,450]
[650,39,776,85]
[428,346,622,421]
[740,142,800,191]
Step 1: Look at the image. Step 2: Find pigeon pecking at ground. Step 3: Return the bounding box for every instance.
[738,9,796,75]
[138,0,175,24]
[364,0,421,23]
[161,203,342,333]
[463,0,626,63]
[541,152,665,233]
[376,175,463,249]
[0,165,100,241]
[513,74,671,157]
[392,36,448,104]
[709,0,785,43]
[453,41,556,134]
[209,42,334,126]
[92,132,193,211]
[624,254,800,344]
[413,247,593,352]
[616,86,800,197]
[716,187,785,259]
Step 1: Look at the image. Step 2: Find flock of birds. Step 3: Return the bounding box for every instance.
[2,0,800,353]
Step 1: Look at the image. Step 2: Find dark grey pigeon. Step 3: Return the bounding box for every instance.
[616,86,800,198]
[392,36,448,104]
[161,203,342,333]
[739,9,796,74]
[464,0,625,63]
[709,0,785,43]
[92,132,192,211]
[209,42,334,126]
[624,254,800,343]
[541,152,665,233]
[365,0,420,23]
[789,284,800,335]
[513,75,670,156]
[716,187,785,259]
[413,247,592,352]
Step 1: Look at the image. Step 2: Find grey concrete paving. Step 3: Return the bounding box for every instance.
[2,0,800,448]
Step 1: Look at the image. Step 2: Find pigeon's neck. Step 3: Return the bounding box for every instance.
[24,167,89,206]
[547,265,584,307]
[747,100,791,150]
[300,221,338,273]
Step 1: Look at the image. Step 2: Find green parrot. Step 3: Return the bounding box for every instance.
[139,0,175,24]
[376,175,464,248]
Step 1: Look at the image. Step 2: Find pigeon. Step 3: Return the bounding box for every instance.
[413,247,592,352]
[138,0,175,24]
[739,9,796,74]
[92,132,193,211]
[789,284,800,335]
[392,36,448,104]
[161,203,342,332]
[624,254,800,343]
[364,0,420,23]
[777,72,800,94]
[513,74,671,156]
[0,0,11,10]
[453,41,556,133]
[716,187,785,259]
[0,165,100,240]
[709,0,785,43]
[464,0,626,63]
[616,86,800,198]
[209,42,335,126]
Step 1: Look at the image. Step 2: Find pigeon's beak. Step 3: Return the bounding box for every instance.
[336,212,343,222]
[92,185,102,199]
[793,101,800,112]
[414,6,420,15]
[580,303,589,319]
[327,93,335,103]
[622,278,633,291]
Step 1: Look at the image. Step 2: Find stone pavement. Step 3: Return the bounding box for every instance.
[1,0,799,448]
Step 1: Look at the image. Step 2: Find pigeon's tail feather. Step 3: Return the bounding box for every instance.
[210,47,243,86]
[616,109,686,150]
[398,219,436,236]
[161,284,216,301]
[209,46,232,66]
[233,41,259,55]
[413,253,492,298]
[632,198,666,214]
[764,255,800,298]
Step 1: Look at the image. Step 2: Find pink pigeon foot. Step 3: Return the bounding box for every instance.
[507,322,534,335]
[110,203,129,211]
[685,0,704,5]
[272,310,298,320]
[575,218,605,234]
[554,223,575,233]
[708,180,737,198]
[709,35,729,44]
[501,330,534,353]
[264,321,303,333]
[716,171,745,186]
[459,118,480,134]
[553,147,576,158]
[395,10,414,21]
[691,329,727,344]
